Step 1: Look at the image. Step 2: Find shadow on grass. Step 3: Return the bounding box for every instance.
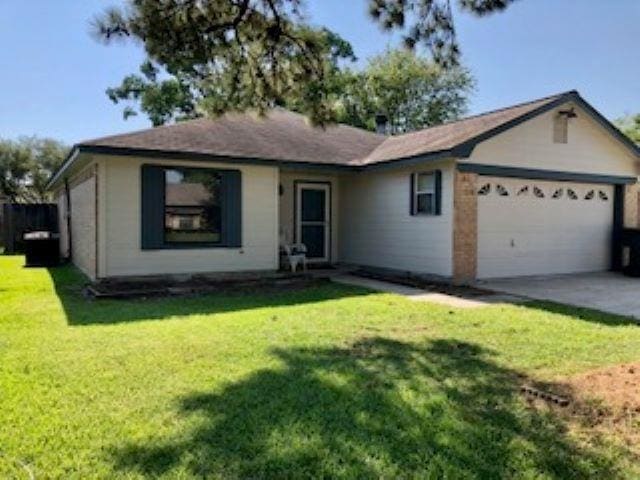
[526,300,639,327]
[46,265,373,326]
[110,337,623,479]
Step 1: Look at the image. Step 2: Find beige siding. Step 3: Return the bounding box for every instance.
[54,189,69,259]
[100,155,279,278]
[69,166,97,280]
[339,160,455,277]
[470,103,639,177]
[278,171,340,262]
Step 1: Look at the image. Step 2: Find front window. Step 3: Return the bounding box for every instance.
[414,172,436,215]
[164,168,222,244]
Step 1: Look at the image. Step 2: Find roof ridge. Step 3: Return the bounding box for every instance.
[391,89,577,140]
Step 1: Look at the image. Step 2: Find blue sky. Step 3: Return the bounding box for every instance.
[1,0,638,145]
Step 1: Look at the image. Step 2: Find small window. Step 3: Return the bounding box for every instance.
[477,183,491,196]
[533,186,545,198]
[496,184,509,197]
[412,171,441,215]
[164,168,222,244]
[553,114,568,144]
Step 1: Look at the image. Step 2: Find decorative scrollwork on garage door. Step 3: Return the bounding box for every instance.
[477,183,491,196]
[517,185,529,196]
[496,184,509,196]
[598,190,609,201]
[551,188,564,199]
[567,189,578,200]
[585,190,595,200]
[533,186,545,198]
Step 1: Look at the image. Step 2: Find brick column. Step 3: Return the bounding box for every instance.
[453,171,478,284]
[623,183,639,228]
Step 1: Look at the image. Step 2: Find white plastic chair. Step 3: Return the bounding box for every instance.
[283,243,308,272]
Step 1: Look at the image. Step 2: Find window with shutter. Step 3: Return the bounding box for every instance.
[411,170,442,216]
[141,165,241,249]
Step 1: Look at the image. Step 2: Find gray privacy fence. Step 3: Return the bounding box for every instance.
[1,203,58,253]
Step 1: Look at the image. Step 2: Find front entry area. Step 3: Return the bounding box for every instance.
[477,177,614,279]
[295,182,331,263]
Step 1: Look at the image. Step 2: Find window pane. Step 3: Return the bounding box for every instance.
[416,193,434,214]
[301,189,326,222]
[164,168,222,243]
[417,173,435,192]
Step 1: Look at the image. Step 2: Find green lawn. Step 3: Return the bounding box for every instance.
[1,255,640,479]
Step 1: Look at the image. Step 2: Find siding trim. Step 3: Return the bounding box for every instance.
[457,163,637,185]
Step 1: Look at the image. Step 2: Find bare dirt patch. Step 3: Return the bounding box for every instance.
[525,363,640,453]
[568,362,640,414]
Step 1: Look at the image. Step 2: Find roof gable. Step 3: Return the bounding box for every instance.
[47,91,640,189]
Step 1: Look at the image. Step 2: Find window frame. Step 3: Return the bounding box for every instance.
[140,164,242,250]
[162,167,223,247]
[411,170,442,216]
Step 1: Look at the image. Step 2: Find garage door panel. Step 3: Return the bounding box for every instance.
[477,177,613,279]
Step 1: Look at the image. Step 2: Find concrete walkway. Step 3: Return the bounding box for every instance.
[332,274,520,309]
[481,272,640,319]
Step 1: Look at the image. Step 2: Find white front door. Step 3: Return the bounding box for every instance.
[295,182,330,263]
[477,177,613,279]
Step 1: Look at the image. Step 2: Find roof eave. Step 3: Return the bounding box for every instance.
[453,91,640,160]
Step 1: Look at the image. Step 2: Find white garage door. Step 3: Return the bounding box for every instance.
[477,177,613,279]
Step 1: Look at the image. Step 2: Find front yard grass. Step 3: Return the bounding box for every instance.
[1,255,640,478]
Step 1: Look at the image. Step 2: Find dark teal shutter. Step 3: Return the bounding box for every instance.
[434,170,442,216]
[410,173,416,216]
[140,165,165,249]
[221,170,242,247]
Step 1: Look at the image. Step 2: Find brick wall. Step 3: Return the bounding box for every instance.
[624,183,639,228]
[452,171,478,284]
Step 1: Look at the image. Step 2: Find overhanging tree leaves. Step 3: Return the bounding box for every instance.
[368,0,517,67]
[94,0,509,124]
[106,60,198,126]
[93,1,356,125]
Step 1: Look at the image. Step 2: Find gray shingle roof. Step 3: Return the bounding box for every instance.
[360,93,566,165]
[81,109,386,166]
[49,90,639,190]
[80,93,570,167]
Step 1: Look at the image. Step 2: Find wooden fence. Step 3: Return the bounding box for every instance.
[1,203,58,253]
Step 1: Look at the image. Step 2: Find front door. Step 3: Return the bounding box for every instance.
[296,182,330,263]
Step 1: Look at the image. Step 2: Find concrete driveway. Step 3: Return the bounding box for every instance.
[481,272,640,320]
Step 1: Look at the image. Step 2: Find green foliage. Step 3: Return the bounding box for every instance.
[369,0,518,67]
[335,49,474,133]
[93,1,357,126]
[93,0,510,125]
[0,137,68,203]
[107,61,198,126]
[615,114,640,144]
[1,257,640,477]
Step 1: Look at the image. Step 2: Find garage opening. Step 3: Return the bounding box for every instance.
[477,177,613,279]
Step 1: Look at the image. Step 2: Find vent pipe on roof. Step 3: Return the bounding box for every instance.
[375,114,389,135]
